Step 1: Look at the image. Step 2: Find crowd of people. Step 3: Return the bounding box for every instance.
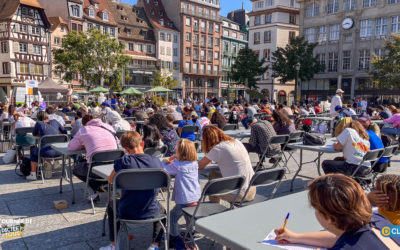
[0,89,400,250]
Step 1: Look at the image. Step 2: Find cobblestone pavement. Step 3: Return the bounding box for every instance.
[0,139,399,250]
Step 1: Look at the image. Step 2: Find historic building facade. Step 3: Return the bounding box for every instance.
[48,17,69,87]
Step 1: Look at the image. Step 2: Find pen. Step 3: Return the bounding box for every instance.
[282,212,290,232]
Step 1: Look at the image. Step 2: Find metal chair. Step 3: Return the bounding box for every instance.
[66,112,76,117]
[350,148,385,190]
[222,124,238,131]
[85,149,125,214]
[372,145,399,182]
[65,120,72,125]
[15,127,35,168]
[144,145,168,160]
[282,131,304,172]
[0,120,11,152]
[38,134,69,184]
[124,117,137,123]
[254,135,290,171]
[113,169,170,250]
[182,175,245,248]
[236,168,285,207]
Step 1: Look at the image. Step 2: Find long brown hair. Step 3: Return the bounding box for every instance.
[308,174,372,232]
[347,120,369,141]
[375,174,400,212]
[202,126,234,153]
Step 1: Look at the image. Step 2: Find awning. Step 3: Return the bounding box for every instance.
[127,54,157,61]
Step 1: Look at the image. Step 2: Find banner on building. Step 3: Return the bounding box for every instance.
[25,80,38,95]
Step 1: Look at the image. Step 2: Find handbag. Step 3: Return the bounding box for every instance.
[303,132,326,146]
[3,148,16,164]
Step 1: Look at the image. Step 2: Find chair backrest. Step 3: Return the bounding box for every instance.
[114,169,170,191]
[363,148,385,162]
[382,145,398,158]
[249,168,285,187]
[144,145,168,159]
[39,134,69,145]
[116,130,130,139]
[269,135,290,146]
[173,120,182,124]
[289,131,303,142]
[15,127,34,135]
[194,141,201,152]
[65,120,72,125]
[202,175,245,198]
[90,149,125,164]
[66,112,76,117]
[181,125,199,134]
[222,124,237,131]
[125,117,137,123]
[65,126,72,131]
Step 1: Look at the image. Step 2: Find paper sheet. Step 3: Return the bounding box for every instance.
[260,230,326,250]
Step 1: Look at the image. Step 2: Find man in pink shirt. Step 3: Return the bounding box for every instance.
[382,112,400,137]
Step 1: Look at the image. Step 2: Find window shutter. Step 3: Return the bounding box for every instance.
[29,63,34,74]
[13,42,18,52]
[43,65,48,76]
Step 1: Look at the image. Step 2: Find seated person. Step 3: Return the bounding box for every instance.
[106,110,131,132]
[100,131,165,250]
[122,104,134,117]
[358,113,381,138]
[70,109,86,137]
[382,112,400,137]
[46,106,65,126]
[272,110,296,135]
[27,111,67,181]
[142,124,164,149]
[373,105,392,120]
[323,120,371,176]
[166,114,174,127]
[210,110,227,129]
[177,114,196,141]
[275,174,399,249]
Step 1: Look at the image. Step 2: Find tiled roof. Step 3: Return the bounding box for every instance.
[138,0,177,32]
[48,16,69,31]
[0,0,50,28]
[20,0,43,9]
[82,0,117,26]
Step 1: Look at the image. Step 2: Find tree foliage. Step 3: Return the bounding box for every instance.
[53,28,130,90]
[229,47,268,90]
[272,37,323,83]
[151,69,179,89]
[370,34,400,89]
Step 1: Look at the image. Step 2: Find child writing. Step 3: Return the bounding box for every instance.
[163,139,201,249]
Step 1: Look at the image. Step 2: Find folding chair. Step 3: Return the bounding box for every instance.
[113,169,171,250]
[222,124,238,131]
[282,131,304,173]
[85,149,125,214]
[38,135,69,184]
[181,125,199,140]
[372,145,399,182]
[254,135,290,171]
[182,175,245,247]
[350,148,385,190]
[124,117,137,123]
[144,145,168,160]
[0,120,11,152]
[236,168,285,207]
[15,127,34,168]
[116,130,130,139]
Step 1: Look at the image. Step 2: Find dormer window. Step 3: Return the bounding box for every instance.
[72,5,80,17]
[94,3,98,9]
[103,13,108,21]
[159,19,164,26]
[117,5,123,10]
[154,0,159,6]
[150,9,155,15]
[89,8,95,17]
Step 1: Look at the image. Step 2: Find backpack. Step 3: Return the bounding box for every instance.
[15,157,31,177]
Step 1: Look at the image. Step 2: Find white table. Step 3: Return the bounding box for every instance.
[224,129,251,139]
[287,138,338,191]
[196,191,322,250]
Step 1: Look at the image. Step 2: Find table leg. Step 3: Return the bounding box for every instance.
[290,149,303,192]
[68,157,75,204]
[102,183,110,237]
[317,152,323,176]
[60,155,65,194]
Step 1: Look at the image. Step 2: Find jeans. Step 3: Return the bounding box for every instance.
[242,118,249,129]
[322,159,369,176]
[381,127,400,137]
[243,143,262,154]
[170,204,192,237]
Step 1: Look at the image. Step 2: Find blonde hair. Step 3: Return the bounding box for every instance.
[375,174,400,211]
[347,120,369,141]
[177,139,197,162]
[202,126,234,153]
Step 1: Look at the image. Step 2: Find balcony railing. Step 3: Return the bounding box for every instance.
[193,40,199,46]
[181,8,220,21]
[200,56,206,61]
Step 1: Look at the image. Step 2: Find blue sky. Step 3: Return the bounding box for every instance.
[121,0,252,16]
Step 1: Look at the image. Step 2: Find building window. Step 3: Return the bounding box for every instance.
[392,16,400,33]
[256,1,264,8]
[343,33,353,41]
[232,32,237,39]
[343,0,357,10]
[266,0,274,6]
[89,9,94,17]
[129,43,134,51]
[342,50,351,70]
[305,28,315,42]
[362,0,377,7]
[186,32,191,41]
[2,62,10,74]
[160,32,165,41]
[19,43,27,53]
[173,35,178,43]
[33,64,43,75]
[201,21,206,32]
[328,52,338,72]
[31,26,40,35]
[291,0,295,7]
[147,45,152,53]
[215,38,220,46]
[103,13,108,21]
[167,34,171,42]
[289,31,296,41]
[327,0,339,14]
[388,0,400,4]
[375,18,388,37]
[255,16,261,26]
[264,31,271,43]
[167,47,171,56]
[316,53,326,72]
[305,3,319,17]
[1,42,8,53]
[254,32,260,44]
[185,47,191,56]
[374,48,384,59]
[214,51,219,59]
[72,23,77,31]
[329,24,340,40]
[19,24,27,33]
[173,48,178,57]
[103,26,108,34]
[33,45,41,55]
[186,17,191,26]
[160,46,165,55]
[289,15,296,24]
[359,50,370,69]
[265,14,272,24]
[19,63,29,74]
[360,19,372,38]
[215,24,220,32]
[264,49,271,61]
[318,26,327,42]
[208,37,213,47]
[72,6,79,17]
[110,28,115,37]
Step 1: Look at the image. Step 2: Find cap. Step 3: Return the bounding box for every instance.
[358,113,371,121]
[336,89,344,93]
[146,108,154,113]
[101,102,109,107]
[335,105,342,111]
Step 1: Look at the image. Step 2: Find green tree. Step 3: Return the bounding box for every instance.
[230,47,268,90]
[370,34,400,89]
[53,28,130,89]
[151,69,179,89]
[272,37,324,100]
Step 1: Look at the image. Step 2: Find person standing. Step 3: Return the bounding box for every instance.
[330,89,344,132]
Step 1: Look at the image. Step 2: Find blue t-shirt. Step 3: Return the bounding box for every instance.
[33,120,67,137]
[113,154,163,219]
[366,130,388,163]
[111,98,118,109]
[178,120,196,141]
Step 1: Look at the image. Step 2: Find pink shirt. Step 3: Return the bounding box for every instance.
[384,113,400,129]
[68,119,119,162]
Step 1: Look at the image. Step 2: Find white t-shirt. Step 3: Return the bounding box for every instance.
[337,128,371,166]
[206,140,254,193]
[330,94,343,116]
[361,100,368,111]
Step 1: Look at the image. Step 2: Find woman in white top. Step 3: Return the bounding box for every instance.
[198,126,256,203]
[105,110,131,132]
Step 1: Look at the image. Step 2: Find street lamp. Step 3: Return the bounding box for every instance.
[295,63,300,104]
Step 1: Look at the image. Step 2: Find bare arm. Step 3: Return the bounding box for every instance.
[333,141,343,151]
[108,170,116,184]
[198,157,212,170]
[275,228,338,248]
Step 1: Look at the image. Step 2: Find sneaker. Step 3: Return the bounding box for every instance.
[43,161,52,179]
[26,173,36,181]
[147,244,159,250]
[87,187,100,202]
[99,244,115,250]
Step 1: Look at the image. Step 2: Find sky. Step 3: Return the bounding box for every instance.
[121,0,252,16]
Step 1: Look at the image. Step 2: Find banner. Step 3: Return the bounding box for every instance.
[25,80,38,95]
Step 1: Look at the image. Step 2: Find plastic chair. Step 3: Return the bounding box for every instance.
[38,134,69,184]
[236,168,285,207]
[181,125,199,140]
[350,148,385,189]
[182,175,245,247]
[144,145,168,159]
[116,130,130,139]
[113,169,170,250]
[85,149,125,214]
[254,135,290,171]
[222,124,238,131]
